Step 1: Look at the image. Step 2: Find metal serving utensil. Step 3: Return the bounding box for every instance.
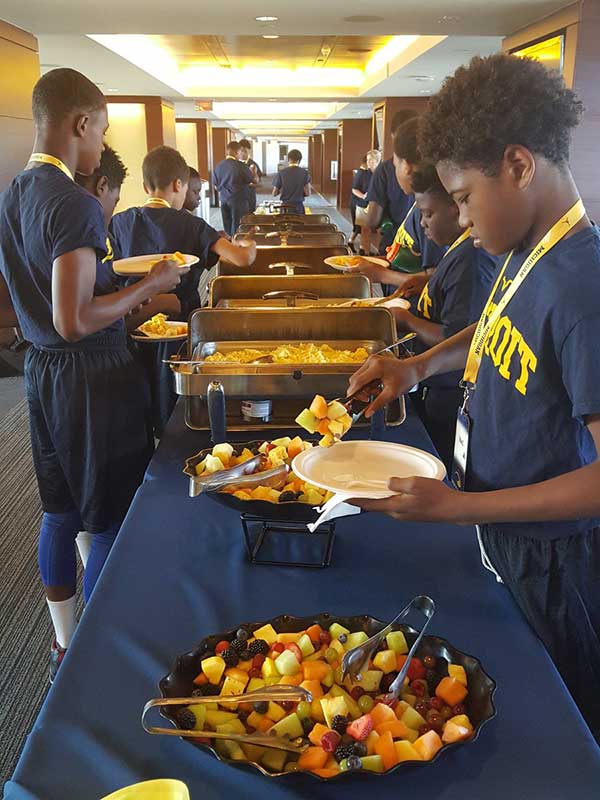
[341,595,436,703]
[190,459,290,495]
[142,686,311,753]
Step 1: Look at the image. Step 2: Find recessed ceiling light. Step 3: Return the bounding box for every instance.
[419,89,432,94]
[407,75,435,82]
[107,88,119,92]
[262,34,279,39]
[438,15,461,23]
[256,15,278,22]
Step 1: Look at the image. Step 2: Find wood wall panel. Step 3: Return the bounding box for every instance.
[177,118,213,183]
[338,119,372,209]
[312,134,323,192]
[211,127,230,205]
[0,21,39,191]
[375,98,429,161]
[321,129,338,202]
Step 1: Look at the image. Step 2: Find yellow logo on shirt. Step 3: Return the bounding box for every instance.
[101,237,113,264]
[417,283,432,320]
[482,301,537,396]
[501,275,512,292]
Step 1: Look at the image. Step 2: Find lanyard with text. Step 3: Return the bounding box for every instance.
[443,227,471,259]
[144,197,171,209]
[29,153,74,181]
[451,198,586,490]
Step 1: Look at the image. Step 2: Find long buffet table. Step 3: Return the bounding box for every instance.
[5,402,600,799]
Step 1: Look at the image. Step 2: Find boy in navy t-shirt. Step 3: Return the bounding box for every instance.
[0,69,185,678]
[272,150,311,214]
[348,54,600,740]
[213,141,256,236]
[390,161,495,469]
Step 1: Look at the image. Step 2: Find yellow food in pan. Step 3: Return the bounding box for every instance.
[204,343,369,364]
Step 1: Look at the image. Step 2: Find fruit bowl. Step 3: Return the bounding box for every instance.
[158,612,496,780]
[184,440,322,523]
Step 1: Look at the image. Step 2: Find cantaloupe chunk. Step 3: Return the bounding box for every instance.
[303,661,331,682]
[413,729,443,761]
[375,719,411,739]
[309,722,333,746]
[442,720,473,743]
[435,676,468,707]
[366,729,380,755]
[370,702,397,727]
[309,395,328,419]
[297,746,329,772]
[313,767,340,778]
[300,679,323,699]
[394,739,422,763]
[374,730,399,770]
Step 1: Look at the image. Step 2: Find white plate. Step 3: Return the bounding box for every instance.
[132,321,188,342]
[324,255,390,272]
[112,253,199,276]
[345,297,410,310]
[292,440,446,499]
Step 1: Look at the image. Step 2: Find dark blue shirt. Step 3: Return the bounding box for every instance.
[351,168,371,208]
[273,165,310,208]
[415,237,495,389]
[0,164,124,349]
[213,157,254,204]
[405,205,448,269]
[110,205,221,317]
[367,159,413,249]
[467,226,600,539]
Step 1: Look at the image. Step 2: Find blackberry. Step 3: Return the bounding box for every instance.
[191,688,204,697]
[301,717,315,735]
[381,673,397,692]
[253,700,268,714]
[331,714,348,735]
[334,743,356,763]
[176,708,196,730]
[248,639,270,657]
[221,648,239,667]
[202,684,221,696]
[239,649,251,661]
[279,491,296,503]
[352,741,368,757]
[230,638,245,653]
[341,733,354,747]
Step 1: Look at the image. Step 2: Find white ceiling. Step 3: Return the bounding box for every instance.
[3,0,572,36]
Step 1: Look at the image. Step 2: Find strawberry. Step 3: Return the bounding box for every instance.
[346,714,374,741]
[285,642,303,663]
[215,640,230,655]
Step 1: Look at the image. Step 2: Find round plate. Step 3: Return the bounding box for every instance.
[324,255,389,272]
[112,253,199,276]
[158,611,497,780]
[292,440,446,498]
[132,321,188,342]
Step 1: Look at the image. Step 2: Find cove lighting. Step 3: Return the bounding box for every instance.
[256,15,278,22]
[365,36,420,75]
[262,35,280,39]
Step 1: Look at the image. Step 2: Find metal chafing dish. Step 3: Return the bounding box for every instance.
[233,231,347,246]
[217,245,350,277]
[209,274,371,309]
[237,222,337,234]
[241,213,331,226]
[167,307,405,432]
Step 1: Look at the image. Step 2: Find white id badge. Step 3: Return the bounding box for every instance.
[451,406,470,490]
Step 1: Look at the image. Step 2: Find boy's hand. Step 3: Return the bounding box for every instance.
[357,262,390,284]
[399,271,430,297]
[349,477,468,524]
[146,258,189,293]
[348,354,425,417]
[390,306,413,330]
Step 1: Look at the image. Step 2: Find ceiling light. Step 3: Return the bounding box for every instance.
[419,89,432,94]
[407,75,435,82]
[438,15,461,23]
[107,88,119,92]
[262,34,279,39]
[256,15,278,22]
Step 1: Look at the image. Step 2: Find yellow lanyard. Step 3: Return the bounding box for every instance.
[29,153,74,181]
[444,227,471,259]
[462,198,586,388]
[144,197,171,209]
[102,236,113,264]
[393,201,417,244]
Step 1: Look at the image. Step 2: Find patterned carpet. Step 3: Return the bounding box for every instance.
[0,398,83,785]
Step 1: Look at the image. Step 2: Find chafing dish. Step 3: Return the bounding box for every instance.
[209,274,371,309]
[167,308,405,433]
[218,245,350,277]
[233,231,346,247]
[237,222,337,234]
[241,213,331,226]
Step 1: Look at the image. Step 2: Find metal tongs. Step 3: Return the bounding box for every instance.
[187,454,290,497]
[142,686,311,753]
[341,595,435,702]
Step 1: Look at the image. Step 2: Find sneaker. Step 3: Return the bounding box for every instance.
[49,639,67,683]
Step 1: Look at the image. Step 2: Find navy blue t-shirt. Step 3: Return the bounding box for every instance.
[110,205,221,316]
[367,159,413,249]
[0,164,124,349]
[405,205,447,269]
[414,237,495,389]
[213,157,254,204]
[467,226,600,539]
[351,168,371,208]
[273,166,310,207]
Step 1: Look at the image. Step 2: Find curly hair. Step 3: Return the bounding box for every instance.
[96,145,127,190]
[393,117,421,164]
[411,161,452,202]
[419,53,583,174]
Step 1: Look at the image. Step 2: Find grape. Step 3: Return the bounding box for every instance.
[296,701,311,719]
[358,694,374,713]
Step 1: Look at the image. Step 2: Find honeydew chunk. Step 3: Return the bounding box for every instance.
[204,709,237,728]
[261,747,288,773]
[295,408,319,434]
[241,743,268,763]
[344,631,369,651]
[400,705,427,730]
[211,443,234,463]
[215,739,246,760]
[297,633,316,657]
[270,712,303,739]
[386,630,409,655]
[360,755,384,773]
[271,436,292,448]
[274,649,301,676]
[194,458,207,476]
[247,677,266,692]
[326,400,348,420]
[203,454,225,474]
[216,719,246,736]
[329,622,350,639]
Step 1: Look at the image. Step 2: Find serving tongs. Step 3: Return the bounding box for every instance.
[142,686,311,753]
[185,453,290,498]
[341,595,435,703]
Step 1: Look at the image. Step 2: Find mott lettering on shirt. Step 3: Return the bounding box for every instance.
[481,298,538,396]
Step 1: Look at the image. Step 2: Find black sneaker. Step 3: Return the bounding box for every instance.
[49,639,67,683]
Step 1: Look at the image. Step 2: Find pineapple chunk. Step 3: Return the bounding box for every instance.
[203,454,225,474]
[326,400,348,420]
[211,443,234,464]
[201,655,226,685]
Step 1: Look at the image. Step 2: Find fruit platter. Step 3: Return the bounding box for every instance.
[154,612,496,780]
[184,438,334,522]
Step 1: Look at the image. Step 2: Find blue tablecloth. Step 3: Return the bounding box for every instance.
[5,404,600,799]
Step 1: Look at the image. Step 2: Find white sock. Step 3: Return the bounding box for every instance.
[76,531,93,568]
[46,595,77,649]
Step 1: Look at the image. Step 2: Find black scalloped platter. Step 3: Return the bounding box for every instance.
[158,611,497,780]
[184,440,322,523]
